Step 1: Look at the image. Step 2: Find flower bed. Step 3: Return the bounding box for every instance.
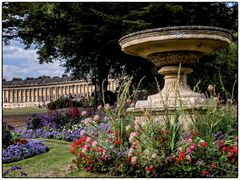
[17,126,88,142]
[3,139,48,163]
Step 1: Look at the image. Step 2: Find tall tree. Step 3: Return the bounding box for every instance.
[3,2,238,102]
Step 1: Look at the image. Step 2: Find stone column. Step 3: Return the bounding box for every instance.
[22,89,25,102]
[6,90,9,103]
[3,90,5,102]
[18,89,21,102]
[46,87,49,101]
[5,90,8,103]
[14,89,17,102]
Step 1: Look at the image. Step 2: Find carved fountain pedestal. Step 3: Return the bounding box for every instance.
[119,26,232,128]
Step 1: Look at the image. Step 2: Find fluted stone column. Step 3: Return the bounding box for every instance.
[22,89,25,102]
[5,90,9,102]
[14,90,17,102]
[18,89,20,102]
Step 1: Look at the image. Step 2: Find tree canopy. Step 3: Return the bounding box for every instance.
[2,2,238,101]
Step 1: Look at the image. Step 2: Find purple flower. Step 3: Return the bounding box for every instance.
[11,165,21,170]
[3,140,48,163]
[183,132,191,140]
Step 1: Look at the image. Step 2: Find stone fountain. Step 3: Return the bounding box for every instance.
[119,26,232,126]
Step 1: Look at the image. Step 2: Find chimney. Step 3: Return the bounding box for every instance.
[12,77,22,81]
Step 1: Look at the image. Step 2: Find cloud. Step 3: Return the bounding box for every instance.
[3,42,67,81]
[3,45,38,62]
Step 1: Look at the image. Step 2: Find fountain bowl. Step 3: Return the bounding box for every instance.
[119,26,232,67]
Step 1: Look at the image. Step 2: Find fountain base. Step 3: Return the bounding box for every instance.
[127,65,209,129]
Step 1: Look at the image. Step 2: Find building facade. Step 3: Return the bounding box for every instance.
[2,74,118,109]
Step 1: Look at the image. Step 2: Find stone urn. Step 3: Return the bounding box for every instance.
[119,26,232,126]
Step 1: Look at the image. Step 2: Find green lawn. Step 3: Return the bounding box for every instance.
[2,139,112,177]
[3,107,48,116]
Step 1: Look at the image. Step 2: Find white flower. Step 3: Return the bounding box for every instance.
[208,85,214,92]
[131,156,138,165]
[84,118,93,125]
[125,125,131,132]
[151,153,157,159]
[97,105,103,110]
[104,103,111,110]
[93,114,100,122]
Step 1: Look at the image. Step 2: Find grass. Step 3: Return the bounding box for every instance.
[3,107,48,116]
[2,139,113,177]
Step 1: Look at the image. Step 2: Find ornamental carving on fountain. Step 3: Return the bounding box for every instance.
[119,26,232,115]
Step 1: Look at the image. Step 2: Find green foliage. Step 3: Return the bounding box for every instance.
[31,116,42,130]
[190,40,238,102]
[191,103,237,140]
[3,122,13,148]
[2,2,237,96]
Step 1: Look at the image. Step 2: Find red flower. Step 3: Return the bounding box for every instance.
[228,152,233,158]
[146,166,154,172]
[96,147,104,153]
[193,132,198,137]
[232,146,238,153]
[79,152,84,157]
[86,161,92,165]
[128,157,131,161]
[86,156,91,160]
[115,138,121,145]
[210,163,217,169]
[176,157,182,162]
[86,166,92,171]
[179,151,185,158]
[201,141,207,147]
[202,171,210,176]
[114,131,119,138]
[71,147,76,154]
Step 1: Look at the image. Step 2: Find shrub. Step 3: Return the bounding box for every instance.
[3,122,13,148]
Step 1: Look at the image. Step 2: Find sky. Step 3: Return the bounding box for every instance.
[3,40,67,81]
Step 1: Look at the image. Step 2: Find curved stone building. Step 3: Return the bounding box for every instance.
[3,74,118,109]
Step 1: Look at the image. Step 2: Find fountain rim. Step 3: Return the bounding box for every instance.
[118,26,233,44]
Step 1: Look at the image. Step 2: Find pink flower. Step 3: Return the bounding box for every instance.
[92,141,97,147]
[128,148,133,157]
[187,147,192,153]
[129,132,137,143]
[80,129,86,136]
[190,143,197,150]
[82,110,87,116]
[168,154,175,161]
[86,166,92,171]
